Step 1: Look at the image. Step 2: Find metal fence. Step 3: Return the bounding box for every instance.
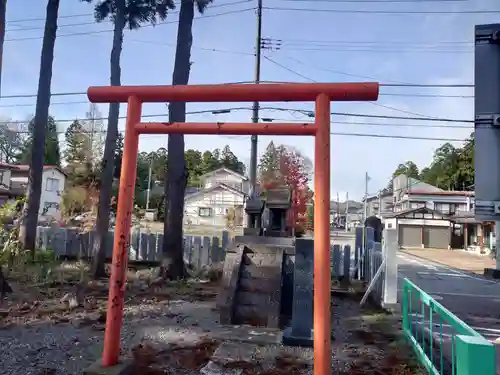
[402,278,495,375]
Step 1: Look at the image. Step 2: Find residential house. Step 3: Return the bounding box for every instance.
[0,164,66,221]
[365,189,394,218]
[386,174,480,250]
[330,200,363,229]
[184,168,248,227]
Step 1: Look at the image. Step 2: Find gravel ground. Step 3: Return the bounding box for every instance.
[0,277,422,375]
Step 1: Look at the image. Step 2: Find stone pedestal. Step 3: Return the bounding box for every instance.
[484,268,500,279]
[282,238,314,347]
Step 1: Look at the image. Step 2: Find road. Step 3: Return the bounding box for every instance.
[397,252,500,373]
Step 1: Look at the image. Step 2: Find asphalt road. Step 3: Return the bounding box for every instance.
[397,252,500,373]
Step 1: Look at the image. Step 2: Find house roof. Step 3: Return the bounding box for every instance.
[3,164,68,176]
[184,183,246,201]
[408,190,474,197]
[386,206,447,219]
[199,167,248,181]
[448,211,482,224]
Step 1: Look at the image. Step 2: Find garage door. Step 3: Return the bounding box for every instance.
[398,225,421,248]
[423,226,450,249]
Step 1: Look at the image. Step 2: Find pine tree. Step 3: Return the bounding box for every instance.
[64,120,87,165]
[220,145,245,174]
[113,132,124,180]
[258,141,282,185]
[20,115,61,166]
[200,150,220,174]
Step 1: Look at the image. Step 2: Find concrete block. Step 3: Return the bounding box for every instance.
[282,326,313,347]
[484,268,500,279]
[83,359,133,375]
[283,238,314,347]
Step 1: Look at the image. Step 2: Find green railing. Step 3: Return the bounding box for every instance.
[402,278,496,375]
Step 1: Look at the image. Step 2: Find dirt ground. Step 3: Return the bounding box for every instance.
[401,248,496,274]
[139,220,242,237]
[0,262,424,375]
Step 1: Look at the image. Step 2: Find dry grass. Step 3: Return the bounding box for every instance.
[344,309,427,375]
[0,261,220,330]
[131,338,220,374]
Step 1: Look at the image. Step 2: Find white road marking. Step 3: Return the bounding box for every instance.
[430,295,443,300]
[397,288,500,300]
[416,271,472,279]
[398,252,499,284]
[397,254,439,271]
[408,314,500,343]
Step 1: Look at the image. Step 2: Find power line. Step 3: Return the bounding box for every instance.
[263,6,500,14]
[263,56,465,119]
[1,91,86,99]
[276,0,468,2]
[269,55,474,92]
[0,105,474,126]
[4,7,255,42]
[6,20,97,33]
[7,13,92,24]
[263,117,472,129]
[0,96,474,123]
[5,0,251,25]
[266,37,472,46]
[262,39,472,53]
[327,132,466,142]
[2,115,470,143]
[269,45,472,54]
[0,80,261,100]
[260,106,474,123]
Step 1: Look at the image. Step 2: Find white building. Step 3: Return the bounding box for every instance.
[0,164,66,221]
[184,167,248,227]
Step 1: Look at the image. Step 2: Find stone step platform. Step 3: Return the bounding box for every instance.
[200,332,313,375]
[216,240,286,329]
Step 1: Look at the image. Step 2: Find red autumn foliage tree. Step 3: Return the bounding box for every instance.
[258,142,313,233]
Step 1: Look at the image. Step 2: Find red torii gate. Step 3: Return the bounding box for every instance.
[87,82,379,375]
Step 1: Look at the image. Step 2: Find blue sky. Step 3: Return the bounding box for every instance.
[1,0,497,199]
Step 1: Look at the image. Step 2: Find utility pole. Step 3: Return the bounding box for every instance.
[248,0,262,204]
[145,165,152,210]
[345,192,349,232]
[0,0,6,98]
[363,172,369,222]
[378,189,382,217]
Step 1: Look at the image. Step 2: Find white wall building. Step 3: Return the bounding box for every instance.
[0,164,66,221]
[184,167,248,227]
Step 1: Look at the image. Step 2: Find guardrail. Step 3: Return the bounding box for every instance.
[402,278,495,375]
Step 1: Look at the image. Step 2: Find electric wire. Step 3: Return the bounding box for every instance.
[5,0,252,24]
[262,56,470,119]
[4,7,255,42]
[262,6,500,14]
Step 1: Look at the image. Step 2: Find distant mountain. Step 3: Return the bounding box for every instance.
[330,200,363,213]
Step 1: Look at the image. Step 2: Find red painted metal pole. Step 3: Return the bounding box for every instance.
[87,82,379,103]
[313,93,331,375]
[101,96,142,366]
[135,122,317,135]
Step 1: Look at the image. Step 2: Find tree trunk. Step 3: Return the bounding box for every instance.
[0,266,12,306]
[0,0,6,97]
[161,0,195,280]
[19,0,59,253]
[91,0,126,279]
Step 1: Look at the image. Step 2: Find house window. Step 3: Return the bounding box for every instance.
[198,207,212,217]
[45,178,59,192]
[43,202,59,214]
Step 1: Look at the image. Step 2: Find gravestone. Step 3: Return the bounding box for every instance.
[282,238,314,347]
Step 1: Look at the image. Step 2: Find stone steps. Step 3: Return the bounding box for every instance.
[233,251,283,328]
